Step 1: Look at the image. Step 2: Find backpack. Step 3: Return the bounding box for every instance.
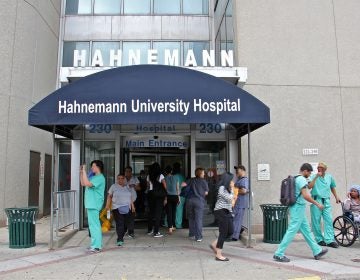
[152,180,167,198]
[280,175,300,206]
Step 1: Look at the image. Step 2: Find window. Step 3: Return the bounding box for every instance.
[122,42,151,65]
[65,0,92,15]
[62,41,90,67]
[153,41,181,65]
[124,0,150,14]
[183,41,210,66]
[154,0,180,14]
[196,141,226,172]
[58,141,71,191]
[92,42,120,66]
[183,0,208,15]
[94,0,121,14]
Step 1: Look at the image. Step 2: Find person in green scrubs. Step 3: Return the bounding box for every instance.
[273,163,328,262]
[80,160,106,253]
[308,162,341,248]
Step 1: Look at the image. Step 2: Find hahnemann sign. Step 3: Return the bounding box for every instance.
[73,49,234,67]
[58,98,241,116]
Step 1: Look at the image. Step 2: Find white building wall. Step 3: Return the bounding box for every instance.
[0,0,60,225]
[234,0,360,232]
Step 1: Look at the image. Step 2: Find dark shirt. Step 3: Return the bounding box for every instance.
[186,177,209,200]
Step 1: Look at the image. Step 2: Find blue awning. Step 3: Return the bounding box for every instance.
[28,65,270,138]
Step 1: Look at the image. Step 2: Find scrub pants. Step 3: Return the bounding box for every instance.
[87,208,102,249]
[175,196,185,228]
[232,199,246,239]
[310,197,335,243]
[275,203,322,257]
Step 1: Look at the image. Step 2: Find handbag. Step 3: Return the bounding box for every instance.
[118,205,130,214]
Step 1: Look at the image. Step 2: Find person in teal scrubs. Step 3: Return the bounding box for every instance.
[273,163,328,262]
[308,162,340,248]
[80,160,106,253]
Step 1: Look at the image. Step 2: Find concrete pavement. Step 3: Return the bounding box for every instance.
[0,217,360,279]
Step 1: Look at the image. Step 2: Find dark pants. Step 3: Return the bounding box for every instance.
[214,208,234,249]
[186,197,204,240]
[112,209,133,242]
[166,195,179,228]
[147,191,164,233]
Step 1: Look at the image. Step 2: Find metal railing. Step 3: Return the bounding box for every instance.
[54,190,76,237]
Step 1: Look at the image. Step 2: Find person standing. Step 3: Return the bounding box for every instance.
[308,162,341,248]
[231,165,249,241]
[80,160,106,253]
[147,162,167,237]
[210,172,234,261]
[173,162,186,229]
[273,163,328,262]
[124,166,139,238]
[105,173,135,246]
[164,165,179,234]
[185,167,209,242]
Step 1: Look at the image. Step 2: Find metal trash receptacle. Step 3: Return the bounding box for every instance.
[5,207,38,248]
[260,204,289,244]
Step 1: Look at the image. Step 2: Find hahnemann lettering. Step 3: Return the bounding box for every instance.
[58,100,127,114]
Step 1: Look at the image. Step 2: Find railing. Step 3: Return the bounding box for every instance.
[54,190,76,237]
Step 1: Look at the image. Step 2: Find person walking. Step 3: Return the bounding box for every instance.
[105,173,135,246]
[185,167,209,242]
[80,160,106,253]
[273,163,328,262]
[231,165,249,241]
[308,162,341,248]
[210,172,234,261]
[164,165,179,234]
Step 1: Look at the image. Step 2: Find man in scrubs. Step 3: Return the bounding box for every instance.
[308,162,340,248]
[80,160,106,253]
[273,163,327,262]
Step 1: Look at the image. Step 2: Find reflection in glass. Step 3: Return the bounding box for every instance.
[63,42,90,67]
[92,42,120,66]
[183,0,208,15]
[94,0,121,14]
[122,42,151,65]
[58,141,72,192]
[124,0,150,14]
[154,0,180,14]
[65,0,92,14]
[153,41,181,65]
[183,41,210,66]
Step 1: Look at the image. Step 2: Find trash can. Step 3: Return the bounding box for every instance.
[5,207,38,248]
[260,204,289,244]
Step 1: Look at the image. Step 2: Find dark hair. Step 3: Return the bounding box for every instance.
[117,173,125,178]
[234,165,246,171]
[173,162,181,174]
[90,160,104,173]
[300,163,313,172]
[219,172,233,193]
[149,162,162,184]
[164,165,172,175]
[124,166,132,172]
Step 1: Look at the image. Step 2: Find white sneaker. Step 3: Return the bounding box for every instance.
[196,239,203,242]
[153,232,163,238]
[147,230,154,236]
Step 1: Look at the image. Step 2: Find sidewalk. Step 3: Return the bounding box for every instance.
[0,217,360,279]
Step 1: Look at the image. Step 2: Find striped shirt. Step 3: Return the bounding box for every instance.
[214,185,234,212]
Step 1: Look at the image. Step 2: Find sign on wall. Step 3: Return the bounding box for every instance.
[257,163,270,181]
[123,135,189,148]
